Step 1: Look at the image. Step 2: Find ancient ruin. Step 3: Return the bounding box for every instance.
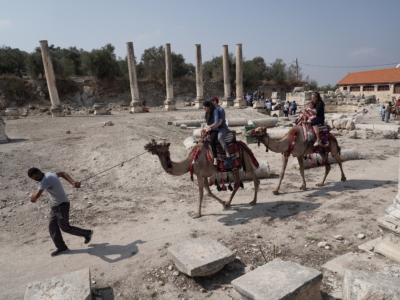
[164,43,177,111]
[193,44,204,109]
[126,42,142,113]
[233,44,245,108]
[221,45,233,108]
[39,40,64,117]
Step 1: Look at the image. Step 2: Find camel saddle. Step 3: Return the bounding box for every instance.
[201,130,241,171]
[296,124,332,153]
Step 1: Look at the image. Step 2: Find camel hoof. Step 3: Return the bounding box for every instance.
[192,213,201,219]
[316,183,323,187]
[273,190,279,195]
[341,177,347,181]
[300,186,307,191]
[225,202,231,208]
[249,200,256,205]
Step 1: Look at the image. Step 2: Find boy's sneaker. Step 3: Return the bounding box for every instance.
[85,230,93,244]
[51,247,69,257]
[223,157,233,167]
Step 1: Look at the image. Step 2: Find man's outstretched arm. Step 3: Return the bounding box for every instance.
[56,172,81,188]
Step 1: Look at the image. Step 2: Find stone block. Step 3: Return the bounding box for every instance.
[227,118,248,126]
[249,118,279,128]
[232,258,322,300]
[173,119,204,127]
[24,268,91,300]
[376,217,400,263]
[168,238,235,276]
[183,136,197,149]
[342,270,400,300]
[383,130,397,139]
[292,149,359,169]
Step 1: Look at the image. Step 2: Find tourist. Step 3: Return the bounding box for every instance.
[204,97,233,167]
[300,101,317,124]
[27,168,93,257]
[309,91,325,146]
[142,100,149,112]
[265,100,272,115]
[246,93,252,106]
[385,103,392,122]
[291,101,297,115]
[381,105,386,121]
[283,102,289,117]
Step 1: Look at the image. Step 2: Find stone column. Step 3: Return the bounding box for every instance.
[126,42,142,113]
[376,148,400,262]
[234,44,245,108]
[39,40,64,117]
[0,117,9,143]
[193,44,204,109]
[221,45,233,108]
[164,44,177,111]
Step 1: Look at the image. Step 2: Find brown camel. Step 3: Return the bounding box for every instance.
[246,127,346,194]
[144,140,260,218]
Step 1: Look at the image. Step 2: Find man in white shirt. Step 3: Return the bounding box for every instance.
[265,100,272,115]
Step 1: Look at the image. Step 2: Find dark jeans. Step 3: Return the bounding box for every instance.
[49,202,90,250]
[284,111,288,117]
[291,109,296,115]
[210,130,219,160]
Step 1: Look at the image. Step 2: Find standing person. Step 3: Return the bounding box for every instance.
[265,99,272,116]
[385,103,391,122]
[28,168,93,257]
[291,101,297,115]
[246,93,251,106]
[377,98,380,105]
[308,91,325,146]
[283,101,289,117]
[381,105,386,121]
[204,97,233,167]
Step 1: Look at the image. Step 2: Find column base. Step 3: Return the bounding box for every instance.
[93,103,107,115]
[164,100,177,111]
[130,101,143,113]
[221,97,233,108]
[0,136,9,143]
[50,105,65,117]
[193,97,204,109]
[233,98,246,108]
[376,217,400,263]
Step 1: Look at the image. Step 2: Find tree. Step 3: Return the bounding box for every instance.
[26,47,44,79]
[243,56,267,81]
[0,46,28,77]
[267,58,287,83]
[139,45,194,80]
[202,53,235,82]
[81,44,119,79]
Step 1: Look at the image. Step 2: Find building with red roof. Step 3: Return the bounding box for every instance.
[337,67,400,102]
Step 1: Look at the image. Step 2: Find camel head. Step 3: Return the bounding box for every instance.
[246,127,267,137]
[144,140,171,156]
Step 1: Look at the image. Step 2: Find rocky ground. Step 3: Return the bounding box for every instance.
[0,104,399,300]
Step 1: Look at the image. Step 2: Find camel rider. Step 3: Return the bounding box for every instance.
[204,97,233,167]
[308,91,325,147]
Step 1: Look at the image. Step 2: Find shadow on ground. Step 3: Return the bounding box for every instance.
[305,179,398,197]
[68,239,146,263]
[211,201,321,226]
[8,138,29,143]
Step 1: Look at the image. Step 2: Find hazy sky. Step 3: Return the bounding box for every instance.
[1,0,399,86]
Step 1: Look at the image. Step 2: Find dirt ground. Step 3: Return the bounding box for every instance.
[0,105,399,300]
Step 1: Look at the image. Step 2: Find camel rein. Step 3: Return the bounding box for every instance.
[80,151,148,183]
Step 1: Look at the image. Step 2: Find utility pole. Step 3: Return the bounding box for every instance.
[296,58,299,80]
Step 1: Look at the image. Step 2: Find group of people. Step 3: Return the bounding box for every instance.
[264,99,297,117]
[28,93,327,258]
[244,91,266,106]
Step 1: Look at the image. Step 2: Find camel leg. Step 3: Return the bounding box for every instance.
[316,153,331,187]
[274,154,289,195]
[331,149,346,182]
[203,177,227,208]
[248,168,260,205]
[226,170,240,207]
[192,177,205,218]
[297,156,307,190]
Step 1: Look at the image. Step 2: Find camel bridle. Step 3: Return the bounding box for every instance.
[149,139,173,174]
[250,129,269,152]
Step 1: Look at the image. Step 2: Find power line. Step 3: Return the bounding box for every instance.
[298,62,398,69]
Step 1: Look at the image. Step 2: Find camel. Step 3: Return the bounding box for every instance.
[391,106,400,120]
[246,127,346,194]
[144,140,260,218]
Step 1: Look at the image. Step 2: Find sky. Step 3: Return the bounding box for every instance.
[1,0,399,86]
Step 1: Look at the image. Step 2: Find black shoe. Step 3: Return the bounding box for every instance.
[51,247,69,257]
[85,230,93,244]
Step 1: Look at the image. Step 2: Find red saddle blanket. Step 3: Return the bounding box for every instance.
[201,130,241,171]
